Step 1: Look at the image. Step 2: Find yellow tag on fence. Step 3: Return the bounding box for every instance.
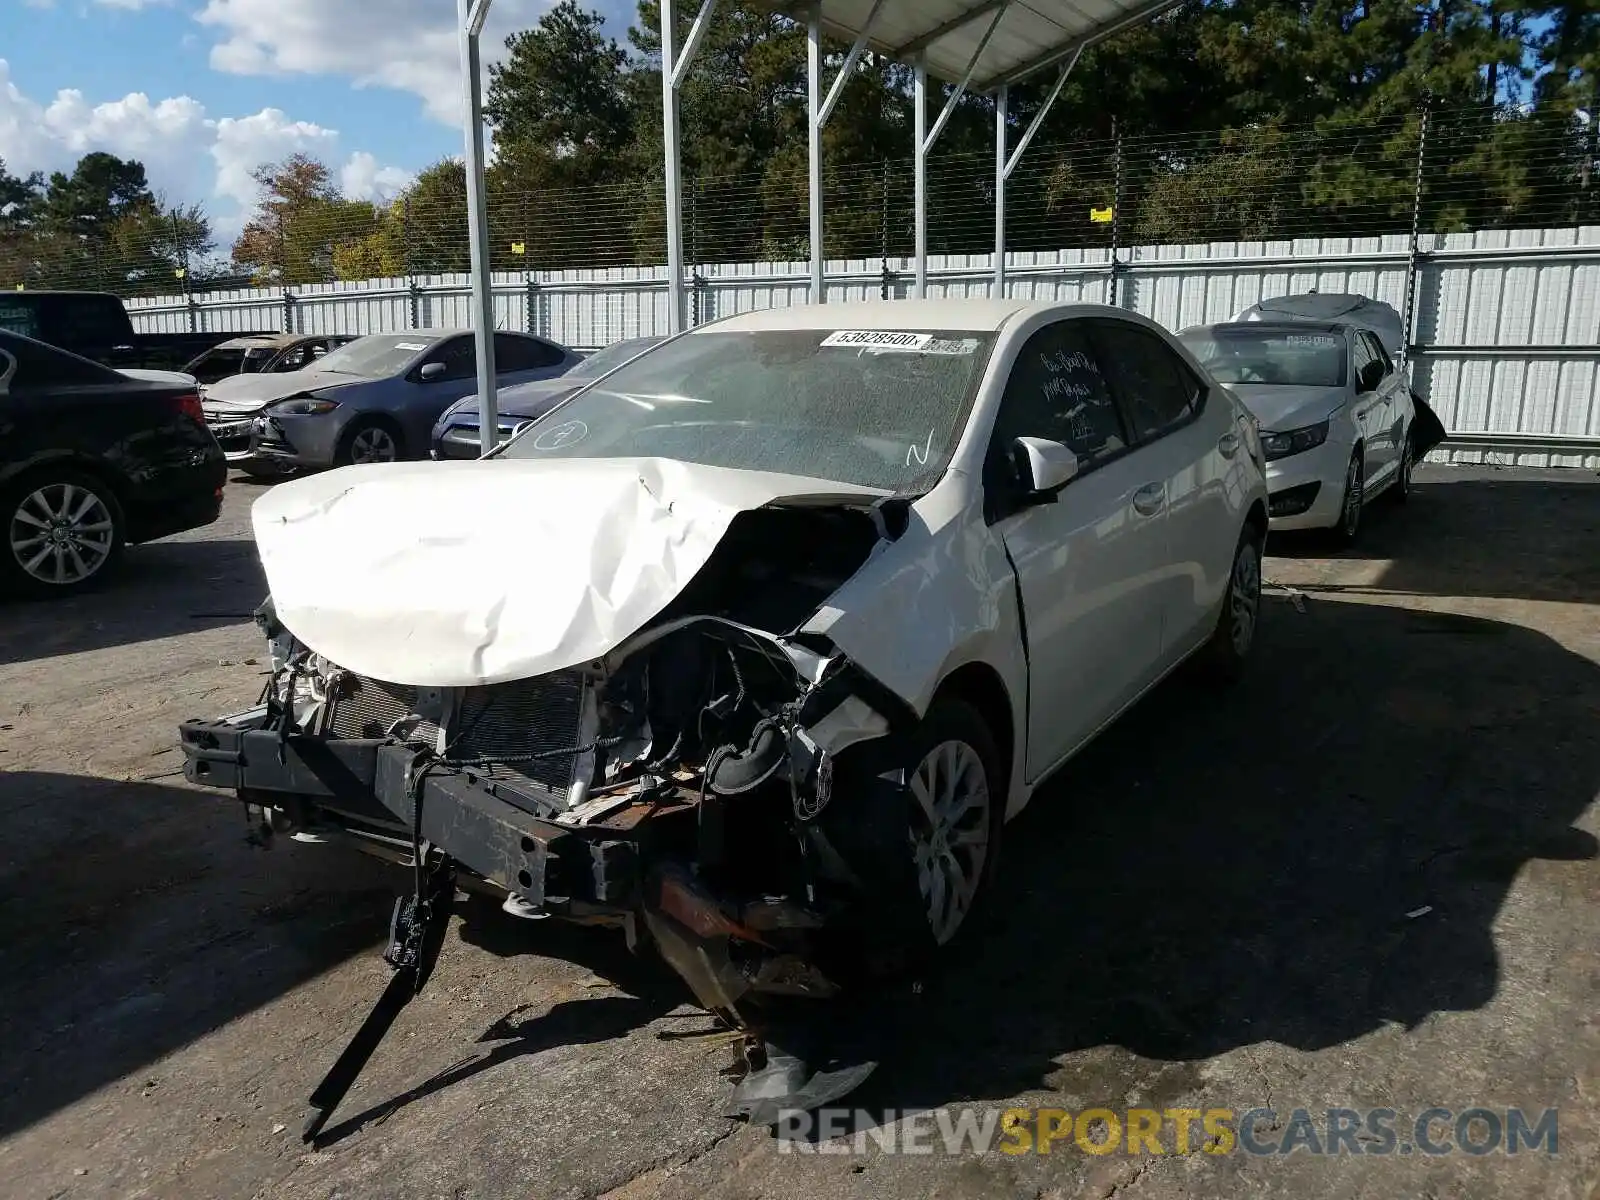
[1090,206,1114,224]
[510,242,526,255]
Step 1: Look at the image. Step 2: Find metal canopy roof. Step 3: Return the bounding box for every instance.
[763,0,1182,89]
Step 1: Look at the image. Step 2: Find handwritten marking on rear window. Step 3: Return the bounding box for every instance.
[820,330,933,351]
[1284,334,1341,348]
[395,342,429,352]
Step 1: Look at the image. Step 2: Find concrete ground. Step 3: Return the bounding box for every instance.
[0,463,1596,1200]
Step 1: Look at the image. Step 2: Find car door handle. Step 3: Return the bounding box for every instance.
[1133,483,1165,516]
[1217,432,1240,457]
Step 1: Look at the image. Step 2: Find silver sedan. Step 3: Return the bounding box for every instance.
[201,330,579,474]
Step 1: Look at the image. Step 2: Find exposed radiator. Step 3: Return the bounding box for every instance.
[326,671,587,795]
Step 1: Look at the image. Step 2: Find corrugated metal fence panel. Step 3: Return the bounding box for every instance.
[1124,235,1414,331]
[288,276,409,335]
[122,227,1600,467]
[1411,227,1600,468]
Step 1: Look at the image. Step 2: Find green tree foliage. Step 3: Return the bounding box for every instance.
[0,152,213,292]
[8,1,1599,294]
[231,154,388,285]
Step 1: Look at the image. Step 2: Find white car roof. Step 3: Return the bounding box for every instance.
[700,298,1127,334]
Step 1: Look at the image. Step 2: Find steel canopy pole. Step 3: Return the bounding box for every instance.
[994,85,1008,296]
[809,0,885,305]
[661,0,687,333]
[913,54,928,298]
[995,50,1079,297]
[661,0,717,332]
[459,0,498,456]
[808,6,824,304]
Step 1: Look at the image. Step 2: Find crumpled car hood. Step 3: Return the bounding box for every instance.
[203,369,357,412]
[252,457,886,687]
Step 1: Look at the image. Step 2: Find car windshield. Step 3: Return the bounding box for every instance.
[313,334,434,379]
[1181,327,1348,388]
[567,337,662,380]
[188,347,251,383]
[498,328,996,492]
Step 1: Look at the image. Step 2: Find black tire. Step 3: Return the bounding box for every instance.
[1332,448,1364,546]
[1200,522,1264,682]
[1393,426,1414,504]
[335,418,405,466]
[0,469,126,597]
[817,695,1005,980]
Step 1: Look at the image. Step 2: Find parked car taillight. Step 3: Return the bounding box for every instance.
[171,390,205,424]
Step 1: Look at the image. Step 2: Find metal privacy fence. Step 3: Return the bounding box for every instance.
[124,225,1600,469]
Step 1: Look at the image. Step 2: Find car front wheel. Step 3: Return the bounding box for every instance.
[337,419,403,466]
[1334,449,1364,545]
[820,695,1005,977]
[1393,427,1414,504]
[1201,524,1263,680]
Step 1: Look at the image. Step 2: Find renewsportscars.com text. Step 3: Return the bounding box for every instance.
[775,1106,1559,1157]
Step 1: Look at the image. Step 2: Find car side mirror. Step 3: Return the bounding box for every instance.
[418,361,447,382]
[1011,436,1079,499]
[1357,361,1383,393]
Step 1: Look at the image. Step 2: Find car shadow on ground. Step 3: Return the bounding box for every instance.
[827,593,1600,1120]
[0,538,263,666]
[285,593,1600,1140]
[0,773,398,1140]
[1267,467,1600,606]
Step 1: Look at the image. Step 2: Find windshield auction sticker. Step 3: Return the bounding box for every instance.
[821,330,934,351]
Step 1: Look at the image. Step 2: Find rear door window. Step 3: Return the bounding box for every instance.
[495,333,567,372]
[1089,320,1203,443]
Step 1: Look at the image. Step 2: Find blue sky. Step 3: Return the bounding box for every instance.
[0,0,635,236]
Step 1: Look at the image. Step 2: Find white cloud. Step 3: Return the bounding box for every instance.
[195,0,632,126]
[94,0,173,9]
[341,151,414,202]
[0,61,411,241]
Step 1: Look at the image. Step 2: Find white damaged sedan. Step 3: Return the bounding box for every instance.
[180,299,1268,1127]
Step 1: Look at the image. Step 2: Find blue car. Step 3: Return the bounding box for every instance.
[430,335,665,460]
[203,330,580,474]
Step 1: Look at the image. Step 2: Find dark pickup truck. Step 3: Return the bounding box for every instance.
[0,290,273,373]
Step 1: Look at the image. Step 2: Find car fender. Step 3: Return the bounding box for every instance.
[800,476,1032,818]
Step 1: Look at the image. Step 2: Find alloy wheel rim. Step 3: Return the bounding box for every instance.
[908,739,991,945]
[350,427,397,464]
[1342,458,1362,536]
[9,483,115,585]
[1230,541,1261,655]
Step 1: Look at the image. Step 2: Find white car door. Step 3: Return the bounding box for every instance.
[1349,332,1390,486]
[1360,329,1410,479]
[985,317,1168,780]
[1089,317,1240,666]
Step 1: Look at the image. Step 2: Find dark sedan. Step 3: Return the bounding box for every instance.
[0,330,226,595]
[430,334,664,459]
